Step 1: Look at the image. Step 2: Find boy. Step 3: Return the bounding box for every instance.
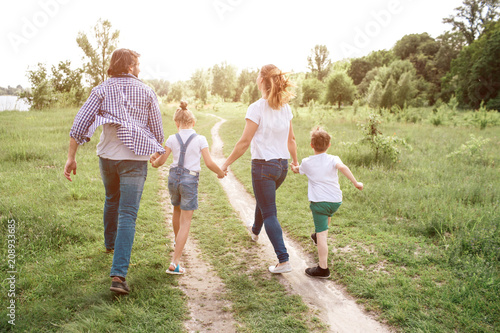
[291,127,363,278]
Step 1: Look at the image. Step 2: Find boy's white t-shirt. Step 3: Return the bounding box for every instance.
[245,98,293,160]
[165,129,209,172]
[299,153,343,202]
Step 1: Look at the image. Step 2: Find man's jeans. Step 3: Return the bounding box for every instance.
[251,159,289,263]
[99,158,147,278]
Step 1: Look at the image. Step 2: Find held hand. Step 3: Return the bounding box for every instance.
[64,159,77,181]
[150,152,160,164]
[290,164,299,174]
[355,182,364,191]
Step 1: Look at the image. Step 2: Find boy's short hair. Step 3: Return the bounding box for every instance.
[311,127,331,152]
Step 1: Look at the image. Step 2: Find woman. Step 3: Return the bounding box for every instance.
[222,64,298,273]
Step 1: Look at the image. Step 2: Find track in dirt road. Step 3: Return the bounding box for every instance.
[208,113,392,333]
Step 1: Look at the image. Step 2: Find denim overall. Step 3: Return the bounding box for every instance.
[167,133,200,210]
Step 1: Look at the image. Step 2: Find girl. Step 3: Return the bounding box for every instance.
[151,101,225,274]
[221,64,298,274]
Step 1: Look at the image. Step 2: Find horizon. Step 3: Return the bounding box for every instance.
[1,0,464,88]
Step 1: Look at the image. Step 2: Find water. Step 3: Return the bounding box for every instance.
[0,95,30,111]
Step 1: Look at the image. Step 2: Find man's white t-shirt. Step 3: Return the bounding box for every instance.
[245,98,293,160]
[97,123,150,161]
[299,153,343,202]
[165,129,209,172]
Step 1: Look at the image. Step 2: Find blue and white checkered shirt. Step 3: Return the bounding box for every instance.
[70,74,165,156]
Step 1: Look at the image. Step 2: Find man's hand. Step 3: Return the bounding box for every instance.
[64,158,77,181]
[290,164,299,174]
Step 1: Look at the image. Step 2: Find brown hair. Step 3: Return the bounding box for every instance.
[107,48,140,76]
[259,64,295,110]
[173,101,196,127]
[311,127,331,152]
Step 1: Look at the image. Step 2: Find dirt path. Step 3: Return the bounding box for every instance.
[208,114,392,333]
[159,168,238,333]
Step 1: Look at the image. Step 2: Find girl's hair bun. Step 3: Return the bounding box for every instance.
[179,100,188,110]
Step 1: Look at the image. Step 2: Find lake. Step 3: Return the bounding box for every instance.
[0,95,30,111]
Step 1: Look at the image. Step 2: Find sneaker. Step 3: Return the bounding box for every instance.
[310,233,317,246]
[251,232,259,242]
[166,262,185,275]
[269,262,292,274]
[305,265,330,279]
[109,276,130,294]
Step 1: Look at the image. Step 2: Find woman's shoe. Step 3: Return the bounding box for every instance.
[166,262,185,275]
[269,261,292,274]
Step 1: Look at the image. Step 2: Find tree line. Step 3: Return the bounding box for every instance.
[20,0,500,111]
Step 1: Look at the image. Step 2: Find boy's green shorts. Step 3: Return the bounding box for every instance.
[309,201,342,233]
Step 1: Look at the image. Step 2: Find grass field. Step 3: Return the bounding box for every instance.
[216,102,500,332]
[0,102,498,332]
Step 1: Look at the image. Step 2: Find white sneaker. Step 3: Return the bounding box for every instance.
[251,232,259,242]
[269,262,292,274]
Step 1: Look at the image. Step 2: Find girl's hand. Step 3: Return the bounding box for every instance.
[150,152,160,164]
[355,182,364,191]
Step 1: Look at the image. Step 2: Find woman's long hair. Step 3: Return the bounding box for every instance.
[259,64,295,110]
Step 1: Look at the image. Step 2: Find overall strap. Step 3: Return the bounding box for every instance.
[175,133,198,169]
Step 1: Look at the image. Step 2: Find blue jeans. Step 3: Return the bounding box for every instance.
[168,167,200,210]
[99,158,147,278]
[251,159,289,263]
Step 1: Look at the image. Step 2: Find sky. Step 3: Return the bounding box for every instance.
[0,0,465,88]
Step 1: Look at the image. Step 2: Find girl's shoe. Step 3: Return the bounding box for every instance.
[251,232,259,242]
[269,262,292,274]
[166,262,185,275]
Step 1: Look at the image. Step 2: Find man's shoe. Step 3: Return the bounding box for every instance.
[110,276,130,294]
[310,233,317,246]
[105,248,114,254]
[269,262,292,274]
[305,265,330,279]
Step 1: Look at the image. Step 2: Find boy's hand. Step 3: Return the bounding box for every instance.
[150,152,160,164]
[290,164,299,174]
[355,182,364,191]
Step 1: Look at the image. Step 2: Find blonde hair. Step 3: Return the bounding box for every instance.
[311,127,331,152]
[259,64,295,110]
[173,101,196,127]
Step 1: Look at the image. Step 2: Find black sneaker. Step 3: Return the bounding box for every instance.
[310,233,317,246]
[305,265,330,279]
[110,277,130,294]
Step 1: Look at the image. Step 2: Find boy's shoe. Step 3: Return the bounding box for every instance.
[110,276,130,294]
[166,262,185,275]
[269,262,292,274]
[305,265,330,279]
[311,233,317,246]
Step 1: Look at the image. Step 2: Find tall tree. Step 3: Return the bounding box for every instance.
[307,45,331,81]
[443,0,500,45]
[325,71,357,109]
[189,68,211,103]
[234,68,258,102]
[76,19,120,87]
[211,62,237,101]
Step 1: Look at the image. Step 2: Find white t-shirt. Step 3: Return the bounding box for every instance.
[165,129,209,172]
[97,123,150,161]
[299,153,343,202]
[245,98,293,161]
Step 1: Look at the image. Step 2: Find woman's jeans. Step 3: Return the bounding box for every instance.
[99,158,147,278]
[251,159,289,263]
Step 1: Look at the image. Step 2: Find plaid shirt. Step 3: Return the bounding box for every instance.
[70,74,165,156]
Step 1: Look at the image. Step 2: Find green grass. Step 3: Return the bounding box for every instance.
[0,108,186,332]
[215,102,500,332]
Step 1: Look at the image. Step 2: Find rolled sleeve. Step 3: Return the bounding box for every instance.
[69,88,102,145]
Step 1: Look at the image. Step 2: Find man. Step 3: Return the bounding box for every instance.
[64,48,165,295]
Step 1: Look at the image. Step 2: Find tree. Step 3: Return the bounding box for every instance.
[20,63,53,109]
[234,68,258,102]
[443,0,500,45]
[167,81,187,103]
[211,62,237,101]
[189,69,211,103]
[325,71,357,109]
[307,45,331,81]
[301,78,324,104]
[50,60,85,106]
[76,19,120,87]
[144,79,170,97]
[348,58,373,85]
[443,21,500,109]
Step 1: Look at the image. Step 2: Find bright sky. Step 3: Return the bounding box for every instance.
[0,0,464,88]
